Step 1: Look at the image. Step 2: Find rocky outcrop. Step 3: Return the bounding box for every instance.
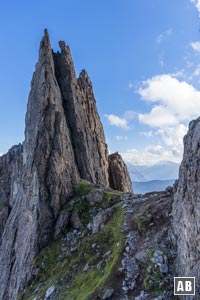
[0,144,23,241]
[53,44,109,187]
[109,152,133,193]
[0,30,80,300]
[19,187,175,300]
[0,30,131,299]
[173,117,200,297]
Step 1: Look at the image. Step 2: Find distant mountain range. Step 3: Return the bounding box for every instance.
[127,160,179,181]
[127,161,179,193]
[133,179,176,194]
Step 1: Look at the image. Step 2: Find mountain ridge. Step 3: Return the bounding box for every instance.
[0,30,132,300]
[133,179,176,194]
[127,160,179,182]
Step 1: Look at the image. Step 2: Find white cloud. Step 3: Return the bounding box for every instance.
[139,106,178,127]
[134,74,200,163]
[104,114,130,130]
[116,135,128,141]
[122,144,181,166]
[157,124,187,147]
[104,110,135,130]
[156,124,188,160]
[140,131,153,138]
[191,41,200,53]
[124,110,136,121]
[170,69,186,78]
[138,74,200,127]
[191,0,200,12]
[156,29,173,44]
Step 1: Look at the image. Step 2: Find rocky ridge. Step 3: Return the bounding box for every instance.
[18,185,176,300]
[0,30,132,300]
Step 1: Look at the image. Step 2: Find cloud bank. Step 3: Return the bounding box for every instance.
[138,74,200,127]
[122,74,200,166]
[191,0,200,12]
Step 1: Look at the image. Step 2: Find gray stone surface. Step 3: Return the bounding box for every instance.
[86,189,104,205]
[92,207,115,234]
[44,285,56,299]
[54,210,70,239]
[53,44,109,187]
[108,152,133,193]
[103,288,114,299]
[0,144,23,240]
[173,116,200,297]
[70,211,83,229]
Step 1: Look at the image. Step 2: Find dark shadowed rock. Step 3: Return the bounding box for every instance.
[109,152,133,193]
[54,210,70,239]
[70,211,83,229]
[0,144,23,242]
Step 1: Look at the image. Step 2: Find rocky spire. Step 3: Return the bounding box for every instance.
[0,30,133,299]
[24,29,79,215]
[0,29,80,300]
[173,117,200,294]
[108,152,133,193]
[53,42,110,186]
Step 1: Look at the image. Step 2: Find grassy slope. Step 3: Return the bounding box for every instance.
[19,181,124,300]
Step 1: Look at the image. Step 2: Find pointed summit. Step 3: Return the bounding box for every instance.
[37,29,53,67]
[78,69,92,88]
[44,28,49,37]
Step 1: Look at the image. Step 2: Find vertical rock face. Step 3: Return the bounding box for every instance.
[0,144,23,241]
[53,43,109,186]
[109,152,133,193]
[24,30,80,217]
[0,30,132,299]
[173,117,200,293]
[0,30,79,300]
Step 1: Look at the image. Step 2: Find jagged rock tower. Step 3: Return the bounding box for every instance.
[0,30,132,300]
[109,152,133,193]
[173,117,200,298]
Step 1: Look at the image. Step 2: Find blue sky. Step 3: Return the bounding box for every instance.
[1,0,200,166]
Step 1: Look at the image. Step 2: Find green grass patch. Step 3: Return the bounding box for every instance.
[73,198,92,226]
[75,180,93,196]
[143,248,167,293]
[103,191,122,202]
[134,206,149,234]
[100,190,122,209]
[18,206,124,300]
